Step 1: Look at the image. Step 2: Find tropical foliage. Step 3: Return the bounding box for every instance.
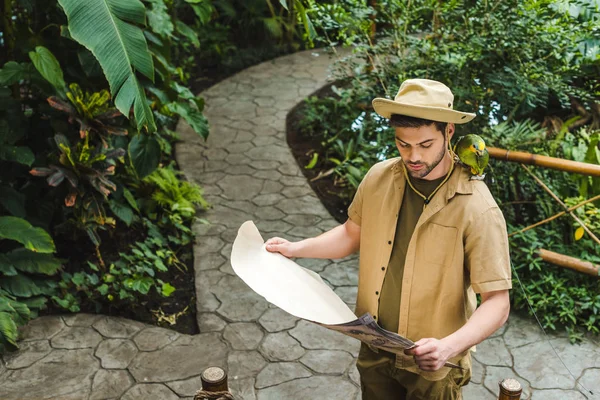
[0,0,214,350]
[298,0,600,340]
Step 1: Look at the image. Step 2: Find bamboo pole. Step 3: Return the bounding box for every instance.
[520,165,600,246]
[488,147,600,177]
[508,193,600,237]
[538,249,600,277]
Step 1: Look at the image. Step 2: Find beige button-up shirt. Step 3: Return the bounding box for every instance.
[348,157,512,380]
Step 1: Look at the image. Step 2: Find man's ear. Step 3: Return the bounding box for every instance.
[447,123,456,140]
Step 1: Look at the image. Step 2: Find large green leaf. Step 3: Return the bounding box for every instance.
[0,62,35,86]
[167,101,209,139]
[0,254,18,276]
[0,145,35,166]
[28,46,66,92]
[5,248,62,275]
[109,199,134,226]
[58,0,157,132]
[0,185,26,218]
[128,134,161,178]
[175,20,199,48]
[0,312,18,348]
[2,275,44,298]
[146,0,174,38]
[0,216,56,253]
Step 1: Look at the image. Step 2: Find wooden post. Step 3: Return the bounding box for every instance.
[538,249,600,277]
[487,147,600,177]
[194,367,233,399]
[498,378,522,400]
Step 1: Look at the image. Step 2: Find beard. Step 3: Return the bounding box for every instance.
[404,140,447,179]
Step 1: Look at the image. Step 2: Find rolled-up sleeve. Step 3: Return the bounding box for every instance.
[465,206,512,293]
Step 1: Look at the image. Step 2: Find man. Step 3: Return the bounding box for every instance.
[266,79,512,399]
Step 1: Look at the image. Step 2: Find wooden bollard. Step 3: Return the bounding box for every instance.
[194,367,233,400]
[498,378,522,400]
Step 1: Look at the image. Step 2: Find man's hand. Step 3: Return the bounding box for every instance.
[265,237,296,258]
[404,338,455,371]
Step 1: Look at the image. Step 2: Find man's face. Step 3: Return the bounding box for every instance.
[394,124,451,179]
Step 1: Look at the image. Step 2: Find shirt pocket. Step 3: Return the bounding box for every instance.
[421,223,457,266]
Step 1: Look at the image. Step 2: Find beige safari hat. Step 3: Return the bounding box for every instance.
[372,79,476,124]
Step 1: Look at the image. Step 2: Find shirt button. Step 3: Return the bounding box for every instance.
[388,240,392,244]
[381,266,385,271]
[374,315,377,320]
[375,291,379,295]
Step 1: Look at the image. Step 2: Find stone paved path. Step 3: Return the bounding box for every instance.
[1,49,599,400]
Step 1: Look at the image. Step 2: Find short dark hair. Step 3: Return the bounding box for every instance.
[389,114,447,135]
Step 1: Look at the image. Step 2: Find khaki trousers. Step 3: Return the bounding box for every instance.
[356,344,472,400]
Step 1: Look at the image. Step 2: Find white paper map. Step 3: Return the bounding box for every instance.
[231,221,465,371]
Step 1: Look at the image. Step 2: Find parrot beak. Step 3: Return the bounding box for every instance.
[475,149,484,156]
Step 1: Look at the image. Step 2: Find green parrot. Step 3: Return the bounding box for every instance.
[454,134,489,179]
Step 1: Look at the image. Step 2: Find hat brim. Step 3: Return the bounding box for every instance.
[372,98,476,124]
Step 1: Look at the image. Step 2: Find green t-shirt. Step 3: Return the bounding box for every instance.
[378,174,446,333]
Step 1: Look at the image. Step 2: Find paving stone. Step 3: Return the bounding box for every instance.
[247,145,292,163]
[463,383,495,400]
[513,340,580,389]
[277,196,329,216]
[129,333,227,382]
[579,368,600,396]
[51,326,103,349]
[95,339,138,369]
[253,169,283,182]
[236,131,257,143]
[254,207,286,221]
[204,148,229,161]
[195,235,225,254]
[334,286,358,305]
[224,323,264,350]
[226,200,257,214]
[254,96,276,107]
[121,384,179,400]
[483,366,531,399]
[290,320,359,355]
[199,313,227,332]
[261,181,284,195]
[93,316,144,338]
[257,375,358,400]
[258,308,299,332]
[300,350,353,374]
[19,316,64,341]
[281,185,314,198]
[321,262,359,286]
[504,315,545,348]
[277,162,303,176]
[228,142,255,154]
[165,375,203,397]
[470,355,485,384]
[287,225,323,238]
[279,176,308,187]
[3,340,51,369]
[282,214,321,227]
[226,153,253,165]
[133,327,180,351]
[296,257,331,273]
[62,313,100,327]
[204,160,230,172]
[473,337,512,367]
[260,332,305,361]
[530,389,587,400]
[197,171,226,185]
[253,193,285,207]
[549,337,600,377]
[490,321,508,338]
[348,361,360,385]
[218,175,264,201]
[256,362,312,389]
[213,275,269,321]
[252,136,283,147]
[197,252,227,271]
[251,160,281,171]
[193,221,226,236]
[220,242,233,259]
[90,369,134,400]
[255,220,293,234]
[209,204,253,229]
[229,351,268,379]
[230,377,257,400]
[0,349,98,399]
[220,260,236,275]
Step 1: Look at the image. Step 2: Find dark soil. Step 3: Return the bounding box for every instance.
[286,83,352,225]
